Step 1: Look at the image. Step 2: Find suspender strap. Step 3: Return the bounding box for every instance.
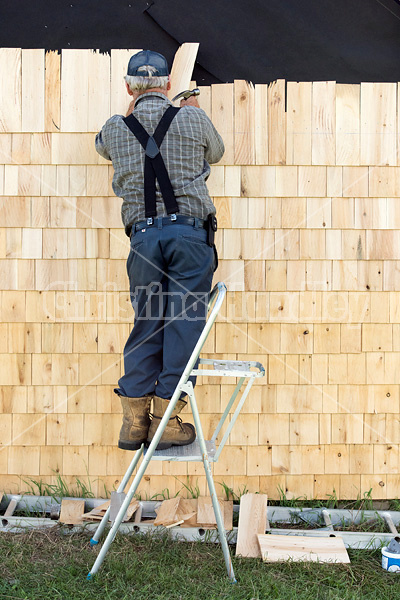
[123,106,180,219]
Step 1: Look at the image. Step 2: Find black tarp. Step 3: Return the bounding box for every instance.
[1,0,400,84]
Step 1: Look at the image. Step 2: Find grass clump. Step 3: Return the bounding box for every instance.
[22,473,98,501]
[0,528,398,600]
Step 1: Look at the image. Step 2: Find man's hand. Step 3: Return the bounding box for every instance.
[180,96,200,108]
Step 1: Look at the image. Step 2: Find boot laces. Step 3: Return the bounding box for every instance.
[149,413,183,427]
[175,415,185,432]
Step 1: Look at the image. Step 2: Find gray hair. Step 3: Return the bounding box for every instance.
[125,65,168,92]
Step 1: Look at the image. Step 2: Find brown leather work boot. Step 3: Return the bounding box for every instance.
[118,395,152,451]
[147,396,196,451]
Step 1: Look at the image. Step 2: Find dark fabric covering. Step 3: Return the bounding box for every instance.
[1,0,400,83]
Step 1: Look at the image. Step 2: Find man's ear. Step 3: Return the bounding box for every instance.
[166,77,171,91]
[125,82,134,96]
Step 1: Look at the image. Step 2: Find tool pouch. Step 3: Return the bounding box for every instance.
[206,214,218,271]
[206,214,218,247]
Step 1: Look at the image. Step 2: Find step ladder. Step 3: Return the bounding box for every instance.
[87,282,265,582]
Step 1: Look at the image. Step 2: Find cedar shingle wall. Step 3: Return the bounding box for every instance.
[1,48,400,500]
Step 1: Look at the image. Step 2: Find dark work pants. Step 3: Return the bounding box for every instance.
[115,218,215,400]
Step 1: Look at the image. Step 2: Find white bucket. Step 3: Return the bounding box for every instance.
[382,546,400,572]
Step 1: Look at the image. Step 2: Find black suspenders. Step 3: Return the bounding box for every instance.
[123,106,180,222]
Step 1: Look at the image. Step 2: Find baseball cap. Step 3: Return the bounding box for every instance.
[127,50,169,77]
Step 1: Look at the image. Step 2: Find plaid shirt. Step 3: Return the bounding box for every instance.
[95,92,225,228]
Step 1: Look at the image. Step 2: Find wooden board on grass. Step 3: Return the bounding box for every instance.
[197,496,224,525]
[197,497,233,530]
[82,500,110,522]
[83,498,139,523]
[224,500,233,531]
[154,497,181,526]
[257,534,350,563]
[236,493,268,557]
[4,497,17,517]
[177,498,198,527]
[59,499,85,525]
[153,497,233,530]
[109,493,140,523]
[134,503,143,523]
[121,499,140,522]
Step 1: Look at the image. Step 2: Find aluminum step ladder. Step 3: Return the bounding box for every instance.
[87,282,265,582]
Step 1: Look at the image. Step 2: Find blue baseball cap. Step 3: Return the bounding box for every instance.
[127,50,169,77]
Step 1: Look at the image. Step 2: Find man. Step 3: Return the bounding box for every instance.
[95,50,224,452]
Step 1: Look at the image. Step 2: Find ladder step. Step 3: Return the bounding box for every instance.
[144,439,216,462]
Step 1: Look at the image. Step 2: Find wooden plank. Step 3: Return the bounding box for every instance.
[0,48,22,132]
[168,43,199,103]
[165,519,184,528]
[241,165,275,197]
[109,492,139,522]
[254,84,268,165]
[61,49,89,132]
[82,500,110,521]
[236,493,268,557]
[312,81,336,165]
[257,534,350,563]
[197,496,224,525]
[51,133,101,165]
[177,498,198,527]
[224,500,234,531]
[286,81,312,165]
[87,50,111,132]
[268,79,286,165]
[11,134,30,164]
[31,133,51,164]
[234,80,255,165]
[110,49,141,116]
[45,51,61,132]
[59,499,85,525]
[197,85,211,118]
[22,49,45,132]
[327,166,342,197]
[336,84,360,165]
[360,82,397,166]
[4,497,18,517]
[0,134,12,166]
[211,84,234,164]
[134,503,143,523]
[154,497,181,526]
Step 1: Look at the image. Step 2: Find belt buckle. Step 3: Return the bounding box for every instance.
[146,217,154,226]
[170,214,177,222]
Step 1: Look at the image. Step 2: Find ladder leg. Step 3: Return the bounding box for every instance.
[186,384,236,582]
[88,460,145,579]
[203,453,236,582]
[89,445,144,546]
[88,399,186,579]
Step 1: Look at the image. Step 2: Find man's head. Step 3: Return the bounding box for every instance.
[125,50,170,94]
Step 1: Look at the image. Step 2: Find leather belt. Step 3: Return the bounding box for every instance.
[131,215,208,235]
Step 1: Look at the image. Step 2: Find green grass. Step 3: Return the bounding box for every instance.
[18,475,400,515]
[0,528,397,600]
[21,474,98,500]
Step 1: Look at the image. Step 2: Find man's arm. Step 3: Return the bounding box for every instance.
[203,117,225,165]
[95,129,111,161]
[180,96,225,165]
